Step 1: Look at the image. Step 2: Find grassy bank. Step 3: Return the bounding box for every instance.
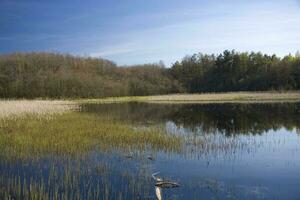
[78,91,300,104]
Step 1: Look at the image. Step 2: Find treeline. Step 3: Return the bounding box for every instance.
[0,53,181,98]
[171,50,300,92]
[0,50,299,98]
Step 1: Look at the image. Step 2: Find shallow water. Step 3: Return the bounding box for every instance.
[1,102,300,199]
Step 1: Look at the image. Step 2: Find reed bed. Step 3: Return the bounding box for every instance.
[0,100,257,160]
[0,111,248,161]
[81,91,300,104]
[0,112,182,160]
[147,92,300,102]
[0,158,152,200]
[0,100,77,119]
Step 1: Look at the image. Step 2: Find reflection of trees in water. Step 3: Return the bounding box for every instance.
[81,103,300,136]
[169,103,300,135]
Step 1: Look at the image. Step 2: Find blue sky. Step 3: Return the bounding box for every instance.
[1,0,300,66]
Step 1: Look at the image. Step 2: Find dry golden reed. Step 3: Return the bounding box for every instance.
[0,100,77,119]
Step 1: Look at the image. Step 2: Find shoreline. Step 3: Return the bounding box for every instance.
[77,91,300,104]
[1,91,300,105]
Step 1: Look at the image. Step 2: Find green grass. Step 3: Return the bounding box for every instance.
[0,112,182,159]
[77,91,300,104]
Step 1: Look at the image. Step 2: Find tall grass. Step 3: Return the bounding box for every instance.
[147,92,300,103]
[81,91,300,104]
[0,100,76,119]
[0,112,182,160]
[0,157,153,200]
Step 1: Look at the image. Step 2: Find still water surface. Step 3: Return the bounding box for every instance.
[1,103,300,199]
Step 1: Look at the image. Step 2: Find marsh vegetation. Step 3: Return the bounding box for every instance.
[0,100,76,119]
[83,91,300,104]
[0,101,300,199]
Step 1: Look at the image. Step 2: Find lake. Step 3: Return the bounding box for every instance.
[1,102,300,199]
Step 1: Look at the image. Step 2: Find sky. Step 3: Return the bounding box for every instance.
[1,0,300,66]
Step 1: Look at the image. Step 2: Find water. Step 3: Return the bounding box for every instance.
[1,102,300,199]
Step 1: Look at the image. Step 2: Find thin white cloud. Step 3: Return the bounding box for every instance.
[87,0,300,66]
[90,43,141,57]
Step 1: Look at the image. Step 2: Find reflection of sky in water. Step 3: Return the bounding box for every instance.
[1,103,300,199]
[154,126,300,199]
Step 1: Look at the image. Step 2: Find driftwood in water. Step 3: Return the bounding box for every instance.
[152,172,180,188]
[155,180,180,188]
[152,172,180,200]
[155,186,162,200]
